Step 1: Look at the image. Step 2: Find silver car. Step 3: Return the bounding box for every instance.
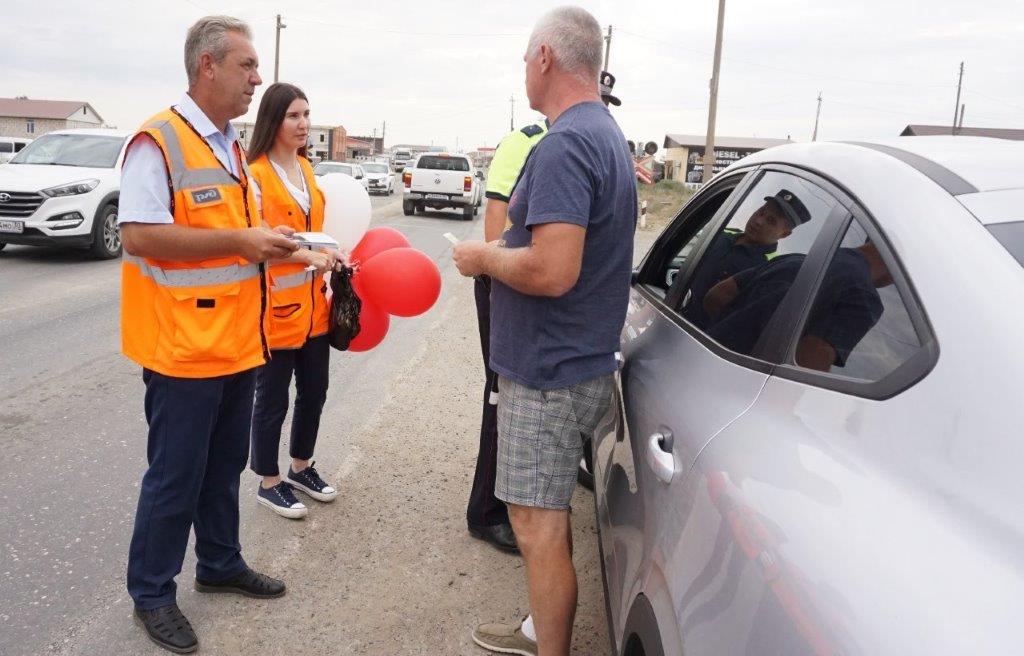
[594,136,1024,655]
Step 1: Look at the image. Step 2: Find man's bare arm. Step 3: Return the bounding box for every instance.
[121,223,297,263]
[795,334,836,372]
[482,222,585,297]
[483,198,509,243]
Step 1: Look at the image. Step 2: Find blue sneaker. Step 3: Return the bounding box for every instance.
[287,461,338,503]
[257,482,307,519]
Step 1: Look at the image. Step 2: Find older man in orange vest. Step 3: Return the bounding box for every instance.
[118,16,297,654]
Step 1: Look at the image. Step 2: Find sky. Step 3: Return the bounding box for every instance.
[3,0,1022,153]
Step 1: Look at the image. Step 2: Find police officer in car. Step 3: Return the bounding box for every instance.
[684,189,812,329]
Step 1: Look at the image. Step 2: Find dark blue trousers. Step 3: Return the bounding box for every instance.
[250,334,330,477]
[127,368,254,610]
[466,276,509,528]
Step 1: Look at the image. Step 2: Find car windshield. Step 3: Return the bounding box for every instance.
[362,163,388,174]
[10,133,124,168]
[316,163,353,176]
[417,156,470,172]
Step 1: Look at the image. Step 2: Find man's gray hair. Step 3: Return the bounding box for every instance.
[527,6,603,82]
[184,15,253,86]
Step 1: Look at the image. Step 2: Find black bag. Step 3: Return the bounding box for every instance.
[328,266,362,351]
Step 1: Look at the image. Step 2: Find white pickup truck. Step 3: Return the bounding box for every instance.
[401,153,483,220]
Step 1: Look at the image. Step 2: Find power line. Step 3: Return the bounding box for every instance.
[963,89,1024,112]
[615,28,955,91]
[284,15,523,37]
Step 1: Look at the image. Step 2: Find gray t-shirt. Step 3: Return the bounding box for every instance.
[490,101,636,390]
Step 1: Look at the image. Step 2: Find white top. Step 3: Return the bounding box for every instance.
[267,158,310,215]
[119,93,259,225]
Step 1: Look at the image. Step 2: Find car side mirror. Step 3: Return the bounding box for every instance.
[631,268,640,284]
[475,171,484,179]
[356,174,363,179]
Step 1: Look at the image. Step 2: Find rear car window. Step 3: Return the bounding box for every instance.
[0,142,12,153]
[791,217,923,382]
[417,156,469,172]
[988,222,1024,268]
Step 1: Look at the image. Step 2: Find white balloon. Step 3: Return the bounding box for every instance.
[318,173,372,251]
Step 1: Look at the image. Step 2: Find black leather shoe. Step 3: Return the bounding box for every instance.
[134,604,198,654]
[468,522,519,553]
[194,567,286,598]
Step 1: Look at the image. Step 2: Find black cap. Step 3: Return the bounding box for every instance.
[600,70,621,106]
[764,189,811,228]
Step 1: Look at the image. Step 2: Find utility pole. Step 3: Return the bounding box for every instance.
[812,92,823,141]
[958,104,966,131]
[952,61,964,135]
[702,0,726,184]
[372,128,377,156]
[509,95,515,131]
[603,25,613,70]
[274,14,286,83]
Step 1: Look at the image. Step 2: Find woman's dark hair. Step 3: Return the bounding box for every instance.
[247,82,309,163]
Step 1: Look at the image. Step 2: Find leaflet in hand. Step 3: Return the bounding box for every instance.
[291,232,340,249]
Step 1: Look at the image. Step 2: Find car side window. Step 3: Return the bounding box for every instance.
[791,217,923,381]
[644,176,747,296]
[679,171,842,358]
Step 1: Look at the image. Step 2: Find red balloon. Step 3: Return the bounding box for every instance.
[355,247,441,317]
[350,227,410,266]
[348,301,390,352]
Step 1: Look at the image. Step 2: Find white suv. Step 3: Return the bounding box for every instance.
[0,128,130,259]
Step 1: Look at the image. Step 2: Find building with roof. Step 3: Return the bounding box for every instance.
[0,97,105,139]
[233,120,336,162]
[900,125,1024,140]
[663,133,792,183]
[348,135,384,156]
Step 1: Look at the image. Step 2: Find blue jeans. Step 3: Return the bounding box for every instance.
[127,368,255,610]
[250,334,330,477]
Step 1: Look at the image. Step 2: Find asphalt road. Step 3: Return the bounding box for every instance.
[0,190,613,655]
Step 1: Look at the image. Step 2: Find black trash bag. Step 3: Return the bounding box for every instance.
[328,265,362,351]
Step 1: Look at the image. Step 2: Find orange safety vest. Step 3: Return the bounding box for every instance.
[248,155,329,350]
[120,107,270,378]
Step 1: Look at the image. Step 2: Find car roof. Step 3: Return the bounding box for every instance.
[852,136,1024,193]
[44,128,132,138]
[740,136,1023,195]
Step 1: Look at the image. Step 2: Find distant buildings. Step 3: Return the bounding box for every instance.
[901,125,1024,140]
[662,134,792,183]
[0,97,105,138]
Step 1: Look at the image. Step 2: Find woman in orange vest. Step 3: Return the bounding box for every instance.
[247,82,339,519]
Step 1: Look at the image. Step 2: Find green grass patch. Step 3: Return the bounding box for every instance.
[637,180,695,231]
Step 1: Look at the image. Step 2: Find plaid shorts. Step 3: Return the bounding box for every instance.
[495,374,615,510]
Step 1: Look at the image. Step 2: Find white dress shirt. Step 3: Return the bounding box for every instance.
[118,94,259,225]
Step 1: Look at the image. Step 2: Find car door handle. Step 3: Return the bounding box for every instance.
[646,432,675,484]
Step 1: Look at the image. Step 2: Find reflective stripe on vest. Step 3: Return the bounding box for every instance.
[271,269,313,291]
[145,119,236,192]
[124,254,260,288]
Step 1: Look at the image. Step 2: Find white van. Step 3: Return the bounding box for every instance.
[0,137,32,164]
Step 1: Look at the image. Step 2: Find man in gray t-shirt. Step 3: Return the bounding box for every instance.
[453,7,635,655]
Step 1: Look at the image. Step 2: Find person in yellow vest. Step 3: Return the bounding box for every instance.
[118,16,297,654]
[465,118,548,555]
[246,82,339,519]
